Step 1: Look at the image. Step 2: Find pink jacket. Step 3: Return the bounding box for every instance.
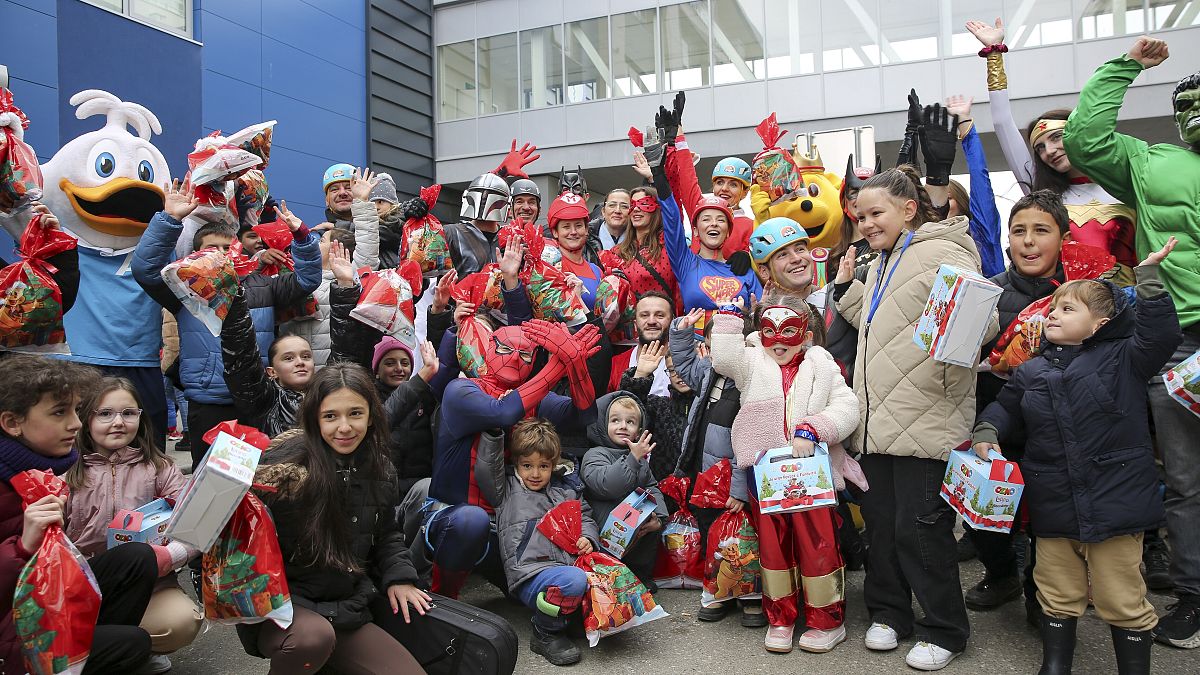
[710,312,867,492]
[65,447,188,558]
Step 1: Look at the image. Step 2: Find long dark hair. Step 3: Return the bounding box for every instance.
[283,362,393,572]
[860,165,941,230]
[617,186,664,262]
[1024,108,1073,195]
[67,378,171,490]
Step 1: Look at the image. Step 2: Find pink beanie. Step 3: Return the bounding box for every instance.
[372,335,414,372]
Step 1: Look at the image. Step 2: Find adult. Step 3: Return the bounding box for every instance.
[611,185,681,310]
[1062,35,1200,650]
[445,173,510,278]
[369,172,405,270]
[944,95,1005,278]
[510,179,541,225]
[322,163,357,228]
[547,194,603,307]
[967,17,1137,279]
[594,188,631,250]
[608,292,674,395]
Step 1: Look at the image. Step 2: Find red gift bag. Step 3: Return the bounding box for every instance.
[0,88,44,210]
[401,185,453,277]
[11,470,102,675]
[0,214,77,353]
[535,500,583,554]
[202,492,293,628]
[574,552,668,647]
[690,459,733,509]
[652,476,703,589]
[700,509,761,607]
[160,249,240,336]
[351,260,422,344]
[451,270,503,377]
[201,420,270,451]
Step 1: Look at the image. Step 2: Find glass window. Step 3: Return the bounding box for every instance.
[1076,0,1146,40]
[1009,0,1073,47]
[565,17,611,103]
[478,33,519,115]
[1148,0,1200,30]
[130,0,188,33]
[612,9,658,97]
[765,0,819,76]
[521,26,565,109]
[438,40,476,121]
[661,1,711,90]
[712,0,765,84]
[821,0,882,72]
[879,0,939,63]
[946,0,1007,57]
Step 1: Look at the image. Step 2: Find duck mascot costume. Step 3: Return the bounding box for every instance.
[4,90,171,441]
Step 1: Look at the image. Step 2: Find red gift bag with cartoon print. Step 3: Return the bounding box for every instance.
[0,213,77,353]
[652,476,703,589]
[575,551,668,646]
[0,88,43,210]
[202,492,293,628]
[400,185,453,277]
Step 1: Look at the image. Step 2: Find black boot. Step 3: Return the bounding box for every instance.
[1111,626,1152,675]
[530,615,582,666]
[1037,615,1076,675]
[1142,534,1172,592]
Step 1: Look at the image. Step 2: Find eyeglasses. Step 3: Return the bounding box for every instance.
[94,408,142,424]
[604,202,631,211]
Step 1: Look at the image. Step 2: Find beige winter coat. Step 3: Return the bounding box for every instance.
[835,216,998,461]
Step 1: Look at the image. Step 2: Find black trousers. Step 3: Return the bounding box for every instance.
[860,454,970,652]
[81,543,158,674]
[185,402,238,468]
[99,366,167,451]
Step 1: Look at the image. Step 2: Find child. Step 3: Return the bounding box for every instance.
[967,190,1072,619]
[477,419,598,667]
[581,392,667,589]
[618,339,695,481]
[64,378,203,673]
[709,294,859,654]
[973,238,1181,675]
[832,166,998,671]
[247,363,429,674]
[369,337,440,500]
[0,357,159,674]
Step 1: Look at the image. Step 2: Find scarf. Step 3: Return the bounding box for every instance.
[0,435,79,482]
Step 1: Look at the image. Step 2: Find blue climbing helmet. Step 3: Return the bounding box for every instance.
[711,157,752,186]
[749,216,809,264]
[323,163,355,190]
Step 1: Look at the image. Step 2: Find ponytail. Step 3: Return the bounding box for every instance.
[861,165,940,229]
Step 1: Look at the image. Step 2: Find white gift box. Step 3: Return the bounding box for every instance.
[166,431,261,551]
[913,264,1002,367]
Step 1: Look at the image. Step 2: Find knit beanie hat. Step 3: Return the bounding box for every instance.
[372,335,414,372]
[369,172,399,205]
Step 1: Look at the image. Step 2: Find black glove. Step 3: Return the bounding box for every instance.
[919,103,959,187]
[401,196,429,222]
[728,250,751,277]
[642,126,666,169]
[655,91,685,145]
[896,88,922,172]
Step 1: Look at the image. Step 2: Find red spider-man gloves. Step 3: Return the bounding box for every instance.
[523,319,602,409]
[494,139,541,179]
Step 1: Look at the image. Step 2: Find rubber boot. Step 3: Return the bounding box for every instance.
[1037,615,1076,675]
[1111,626,1152,675]
[530,608,581,666]
[431,565,471,599]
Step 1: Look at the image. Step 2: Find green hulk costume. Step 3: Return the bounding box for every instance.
[1064,55,1200,327]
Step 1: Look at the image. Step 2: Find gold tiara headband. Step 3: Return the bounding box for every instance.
[1029,118,1067,147]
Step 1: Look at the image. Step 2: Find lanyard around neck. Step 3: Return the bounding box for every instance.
[866,230,915,324]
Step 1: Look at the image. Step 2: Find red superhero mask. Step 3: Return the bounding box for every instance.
[631,195,658,213]
[760,306,810,348]
[483,325,537,389]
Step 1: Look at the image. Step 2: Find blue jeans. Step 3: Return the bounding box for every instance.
[516,566,589,633]
[163,377,187,431]
[1149,333,1200,598]
[423,504,507,592]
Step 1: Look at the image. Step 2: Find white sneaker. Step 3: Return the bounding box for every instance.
[864,622,899,651]
[765,624,795,653]
[905,641,961,671]
[796,624,847,653]
[134,654,172,675]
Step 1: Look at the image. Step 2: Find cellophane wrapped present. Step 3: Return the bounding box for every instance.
[940,445,1025,534]
[595,250,637,344]
[575,552,668,647]
[202,492,293,628]
[351,261,422,348]
[161,249,239,337]
[11,470,102,675]
[0,88,43,210]
[249,221,319,322]
[752,113,800,205]
[451,270,503,377]
[0,213,77,353]
[187,122,274,187]
[497,219,588,326]
[700,509,761,608]
[235,170,270,229]
[652,476,703,589]
[535,500,583,554]
[1162,350,1200,418]
[913,264,1002,367]
[989,242,1118,375]
[401,184,452,277]
[689,458,732,509]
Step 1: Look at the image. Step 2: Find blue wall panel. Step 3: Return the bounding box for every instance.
[201,0,261,31]
[56,0,202,181]
[1,0,61,161]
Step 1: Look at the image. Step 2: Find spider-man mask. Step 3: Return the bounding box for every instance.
[485,326,537,387]
[760,305,810,348]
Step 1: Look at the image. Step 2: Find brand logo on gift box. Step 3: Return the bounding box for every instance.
[995,486,1016,496]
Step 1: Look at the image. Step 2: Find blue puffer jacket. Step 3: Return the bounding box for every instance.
[132,212,322,404]
[975,266,1181,543]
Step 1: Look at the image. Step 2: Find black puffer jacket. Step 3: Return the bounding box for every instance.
[220,290,303,437]
[254,437,419,622]
[975,266,1180,542]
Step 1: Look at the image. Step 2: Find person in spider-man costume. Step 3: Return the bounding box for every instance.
[421,318,601,598]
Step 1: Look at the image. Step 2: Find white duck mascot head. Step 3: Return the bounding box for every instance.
[39,90,169,251]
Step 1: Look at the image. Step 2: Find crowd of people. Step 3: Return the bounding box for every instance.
[0,26,1199,675]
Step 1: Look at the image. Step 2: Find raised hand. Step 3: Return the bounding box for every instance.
[496,233,525,289]
[495,139,541,179]
[417,340,440,382]
[897,89,923,171]
[627,430,655,460]
[1139,236,1177,266]
[965,17,1005,47]
[163,176,199,222]
[329,240,356,286]
[350,167,379,202]
[276,199,304,232]
[678,308,706,330]
[634,340,666,377]
[835,245,858,284]
[631,150,653,180]
[1129,36,1169,69]
[431,269,458,314]
[945,95,974,122]
[453,301,477,325]
[920,103,960,185]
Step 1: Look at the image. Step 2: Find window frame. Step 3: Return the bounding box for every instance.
[81,0,195,41]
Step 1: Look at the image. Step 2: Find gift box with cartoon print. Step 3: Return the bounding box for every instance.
[913,264,1002,368]
[107,498,174,549]
[1163,349,1200,417]
[940,446,1025,534]
[752,445,837,515]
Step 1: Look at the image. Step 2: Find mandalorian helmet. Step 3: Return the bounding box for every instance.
[460,172,511,223]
